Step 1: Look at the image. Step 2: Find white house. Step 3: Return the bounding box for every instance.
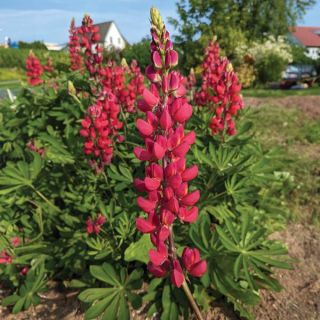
[45,42,65,51]
[289,26,320,60]
[94,21,127,50]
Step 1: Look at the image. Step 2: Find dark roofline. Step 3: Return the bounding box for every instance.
[93,20,129,45]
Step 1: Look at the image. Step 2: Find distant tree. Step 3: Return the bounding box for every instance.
[290,45,314,64]
[169,0,316,71]
[121,37,150,71]
[18,41,48,50]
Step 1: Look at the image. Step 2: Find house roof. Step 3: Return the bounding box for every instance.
[290,26,320,47]
[93,21,128,45]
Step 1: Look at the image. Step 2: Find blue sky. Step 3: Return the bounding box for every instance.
[0,0,319,44]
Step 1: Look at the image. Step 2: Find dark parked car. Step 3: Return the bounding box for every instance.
[281,64,318,88]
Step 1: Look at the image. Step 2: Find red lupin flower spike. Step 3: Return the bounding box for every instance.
[78,15,103,78]
[134,7,205,320]
[25,51,43,86]
[69,18,82,71]
[195,41,244,136]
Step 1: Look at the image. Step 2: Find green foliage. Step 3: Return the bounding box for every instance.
[0,28,293,320]
[2,263,47,313]
[18,41,48,50]
[121,38,151,70]
[290,45,314,64]
[78,263,143,320]
[255,52,287,83]
[169,0,315,71]
[0,48,66,69]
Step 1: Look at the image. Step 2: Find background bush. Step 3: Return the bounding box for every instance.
[0,48,67,69]
[0,36,291,319]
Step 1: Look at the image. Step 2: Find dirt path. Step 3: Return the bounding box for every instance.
[244,96,320,119]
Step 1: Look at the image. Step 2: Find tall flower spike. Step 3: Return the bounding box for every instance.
[134,8,206,319]
[68,18,82,71]
[25,51,43,86]
[195,41,244,136]
[78,15,103,78]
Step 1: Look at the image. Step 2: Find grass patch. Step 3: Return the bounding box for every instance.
[0,67,25,82]
[243,86,320,98]
[248,105,320,226]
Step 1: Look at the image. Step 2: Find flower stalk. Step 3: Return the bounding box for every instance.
[134,7,206,318]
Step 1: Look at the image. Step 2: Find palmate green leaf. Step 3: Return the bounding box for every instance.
[107,164,132,183]
[216,215,290,294]
[84,292,118,319]
[0,154,42,194]
[2,263,47,313]
[208,144,237,172]
[203,204,236,223]
[38,133,74,164]
[189,214,211,254]
[90,264,120,286]
[124,234,153,263]
[78,288,117,303]
[79,264,143,320]
[192,145,213,167]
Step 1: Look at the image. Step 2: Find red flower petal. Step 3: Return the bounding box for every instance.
[136,217,157,233]
[173,103,192,123]
[137,196,156,213]
[181,190,200,206]
[182,165,198,181]
[144,177,161,191]
[136,119,154,136]
[143,88,159,108]
[189,260,207,277]
[171,259,184,287]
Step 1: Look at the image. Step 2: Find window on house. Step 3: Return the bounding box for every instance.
[118,38,121,44]
[110,36,113,44]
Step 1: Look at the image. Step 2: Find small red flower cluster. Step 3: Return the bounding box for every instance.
[78,15,145,169]
[69,18,82,71]
[134,8,206,288]
[86,214,106,234]
[80,92,123,171]
[26,140,45,156]
[185,68,196,91]
[195,41,243,136]
[43,57,54,73]
[78,15,103,77]
[26,52,43,86]
[123,60,145,113]
[99,60,144,113]
[0,250,12,264]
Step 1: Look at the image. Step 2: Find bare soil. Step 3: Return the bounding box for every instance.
[244,96,320,119]
[1,223,319,320]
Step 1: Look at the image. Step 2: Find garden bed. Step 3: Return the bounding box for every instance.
[1,223,319,320]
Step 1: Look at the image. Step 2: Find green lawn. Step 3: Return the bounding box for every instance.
[243,86,320,98]
[0,67,25,82]
[247,105,320,226]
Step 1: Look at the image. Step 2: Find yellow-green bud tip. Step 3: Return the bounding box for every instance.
[121,58,128,68]
[150,7,164,31]
[227,63,233,72]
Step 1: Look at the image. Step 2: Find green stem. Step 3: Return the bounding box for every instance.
[120,107,128,137]
[31,186,61,213]
[168,226,204,320]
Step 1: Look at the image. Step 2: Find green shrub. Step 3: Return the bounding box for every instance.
[0,10,291,320]
[18,41,48,51]
[255,52,288,83]
[121,38,150,70]
[0,48,67,69]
